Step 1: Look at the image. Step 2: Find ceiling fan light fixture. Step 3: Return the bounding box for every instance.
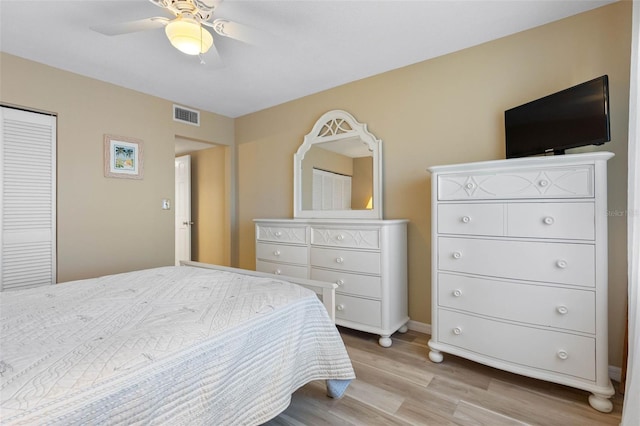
[165,17,213,55]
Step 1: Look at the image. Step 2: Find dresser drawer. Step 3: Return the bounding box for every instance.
[437,310,595,380]
[336,294,381,327]
[311,227,380,249]
[256,260,308,279]
[438,273,595,333]
[438,237,595,287]
[311,247,381,275]
[256,242,308,265]
[311,267,381,299]
[507,202,595,240]
[438,165,594,200]
[438,203,504,236]
[256,224,308,244]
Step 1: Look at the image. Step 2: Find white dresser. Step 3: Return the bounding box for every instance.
[427,152,615,412]
[255,218,409,347]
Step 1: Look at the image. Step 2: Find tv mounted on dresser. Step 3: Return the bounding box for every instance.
[505,75,611,158]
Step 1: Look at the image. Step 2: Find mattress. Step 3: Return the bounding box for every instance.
[0,266,355,425]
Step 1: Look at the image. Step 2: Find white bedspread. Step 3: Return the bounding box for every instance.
[0,266,355,425]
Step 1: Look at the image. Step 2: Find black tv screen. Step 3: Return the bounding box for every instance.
[505,75,610,159]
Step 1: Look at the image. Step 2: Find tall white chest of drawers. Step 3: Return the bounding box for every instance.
[427,152,615,412]
[254,218,409,347]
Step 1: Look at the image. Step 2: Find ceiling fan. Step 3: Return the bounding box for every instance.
[92,0,261,58]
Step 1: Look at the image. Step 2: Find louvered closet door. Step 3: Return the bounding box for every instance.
[0,107,56,291]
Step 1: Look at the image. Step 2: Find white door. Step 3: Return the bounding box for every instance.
[175,155,191,265]
[0,107,56,291]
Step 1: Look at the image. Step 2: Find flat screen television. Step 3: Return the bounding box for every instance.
[505,75,610,159]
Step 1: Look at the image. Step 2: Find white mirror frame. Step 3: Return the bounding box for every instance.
[294,110,382,219]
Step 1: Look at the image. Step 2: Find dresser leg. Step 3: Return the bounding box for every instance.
[378,336,392,347]
[588,393,613,413]
[429,349,443,363]
[398,324,408,333]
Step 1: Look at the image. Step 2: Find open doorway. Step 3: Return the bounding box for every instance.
[175,136,230,266]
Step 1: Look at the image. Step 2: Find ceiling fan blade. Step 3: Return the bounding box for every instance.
[91,17,170,36]
[203,19,263,45]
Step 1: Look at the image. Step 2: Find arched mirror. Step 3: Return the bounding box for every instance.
[294,110,382,219]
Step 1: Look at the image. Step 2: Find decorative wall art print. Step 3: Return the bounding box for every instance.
[104,134,144,179]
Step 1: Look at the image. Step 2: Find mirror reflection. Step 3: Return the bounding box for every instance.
[294,109,382,219]
[301,137,373,211]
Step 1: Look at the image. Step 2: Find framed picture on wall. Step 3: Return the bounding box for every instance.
[104,134,144,179]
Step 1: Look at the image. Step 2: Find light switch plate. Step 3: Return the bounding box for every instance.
[162,199,171,210]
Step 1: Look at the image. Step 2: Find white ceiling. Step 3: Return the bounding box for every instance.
[0,0,615,118]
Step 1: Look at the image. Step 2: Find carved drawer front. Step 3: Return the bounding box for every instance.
[438,203,504,236]
[256,224,308,244]
[438,166,594,200]
[506,202,595,240]
[256,260,308,279]
[335,294,382,327]
[438,273,595,333]
[438,237,595,287]
[256,242,308,265]
[437,310,596,381]
[311,227,380,249]
[311,247,381,275]
[311,268,382,299]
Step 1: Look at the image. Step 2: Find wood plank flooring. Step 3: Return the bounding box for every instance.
[265,327,624,425]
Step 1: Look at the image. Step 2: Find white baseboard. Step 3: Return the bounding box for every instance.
[609,365,621,382]
[407,320,431,335]
[404,320,622,384]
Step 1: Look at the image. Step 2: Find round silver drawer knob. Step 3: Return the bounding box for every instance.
[461,216,471,223]
[543,216,555,225]
[273,250,281,256]
[452,251,462,259]
[336,234,344,241]
[465,183,474,189]
[275,269,281,275]
[557,350,569,360]
[556,259,568,269]
[452,289,462,297]
[452,327,462,335]
[336,279,344,286]
[539,179,549,187]
[556,305,569,315]
[274,231,282,238]
[336,257,344,264]
[336,304,345,311]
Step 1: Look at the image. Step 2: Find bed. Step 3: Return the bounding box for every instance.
[0,262,355,425]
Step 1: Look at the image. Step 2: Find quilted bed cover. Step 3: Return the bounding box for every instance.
[0,266,355,425]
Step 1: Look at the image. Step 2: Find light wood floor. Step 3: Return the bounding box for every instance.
[265,328,624,426]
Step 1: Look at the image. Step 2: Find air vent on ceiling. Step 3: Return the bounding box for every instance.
[173,104,200,126]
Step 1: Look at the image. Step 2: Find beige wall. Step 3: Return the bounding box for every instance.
[0,53,235,282]
[235,2,631,367]
[189,146,229,265]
